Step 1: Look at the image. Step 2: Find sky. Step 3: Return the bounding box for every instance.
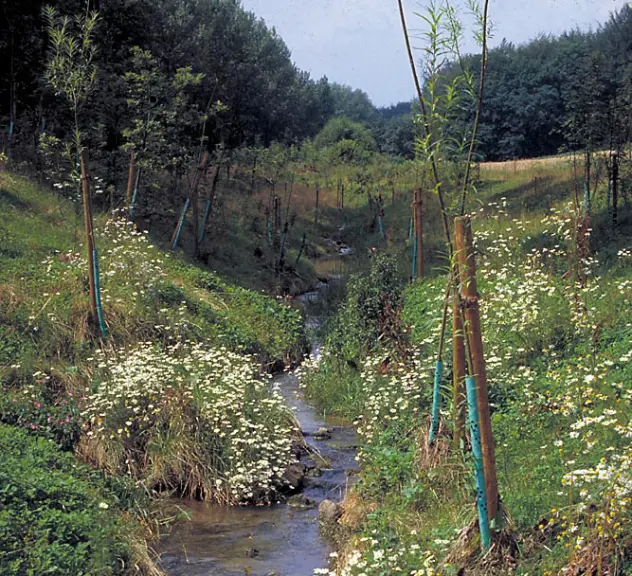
[239,0,629,107]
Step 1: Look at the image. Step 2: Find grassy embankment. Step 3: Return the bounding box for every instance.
[0,170,309,574]
[134,162,436,293]
[302,157,632,575]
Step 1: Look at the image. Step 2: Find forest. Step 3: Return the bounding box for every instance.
[3,0,632,575]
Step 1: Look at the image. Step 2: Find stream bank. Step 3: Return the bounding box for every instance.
[160,280,358,576]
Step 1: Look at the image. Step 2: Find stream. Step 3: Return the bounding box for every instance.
[159,283,359,576]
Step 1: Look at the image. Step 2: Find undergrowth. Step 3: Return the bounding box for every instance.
[304,162,632,575]
[0,424,160,576]
[0,172,308,571]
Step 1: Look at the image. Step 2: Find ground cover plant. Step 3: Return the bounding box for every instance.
[0,424,160,576]
[302,156,632,575]
[0,170,308,571]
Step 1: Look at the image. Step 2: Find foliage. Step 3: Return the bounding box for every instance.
[42,4,99,193]
[0,175,304,372]
[436,5,632,161]
[81,342,297,502]
[300,253,404,417]
[0,372,84,451]
[0,424,149,576]
[310,166,632,574]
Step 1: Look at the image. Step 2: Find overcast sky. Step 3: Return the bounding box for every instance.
[240,0,629,107]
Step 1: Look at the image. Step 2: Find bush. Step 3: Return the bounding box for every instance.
[300,253,404,417]
[81,342,297,503]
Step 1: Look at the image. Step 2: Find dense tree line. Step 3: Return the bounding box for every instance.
[366,6,632,162]
[428,5,632,160]
[0,0,393,155]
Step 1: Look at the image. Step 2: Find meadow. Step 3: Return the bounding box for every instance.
[300,155,632,575]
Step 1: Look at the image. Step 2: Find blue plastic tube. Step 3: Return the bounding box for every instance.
[465,375,491,550]
[428,361,443,445]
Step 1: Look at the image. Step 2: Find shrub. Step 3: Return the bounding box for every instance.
[300,253,405,417]
[81,342,297,502]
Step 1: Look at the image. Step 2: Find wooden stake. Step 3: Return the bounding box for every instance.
[273,196,280,234]
[452,284,467,449]
[613,152,619,227]
[250,152,257,195]
[413,189,423,279]
[314,184,320,224]
[199,163,221,244]
[454,216,499,523]
[80,149,98,323]
[295,232,307,266]
[191,151,210,256]
[125,150,137,209]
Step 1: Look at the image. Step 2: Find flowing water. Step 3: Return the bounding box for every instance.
[160,285,358,576]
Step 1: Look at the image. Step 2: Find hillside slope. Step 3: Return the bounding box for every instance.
[0,171,308,574]
[301,158,632,575]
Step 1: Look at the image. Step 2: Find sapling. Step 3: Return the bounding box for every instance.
[43,4,98,198]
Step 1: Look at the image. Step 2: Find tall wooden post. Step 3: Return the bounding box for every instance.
[250,152,257,195]
[273,196,280,234]
[613,152,619,227]
[199,164,221,244]
[455,216,499,523]
[264,206,271,244]
[125,150,137,209]
[80,149,98,323]
[452,285,467,449]
[191,151,210,256]
[413,189,423,279]
[314,184,320,224]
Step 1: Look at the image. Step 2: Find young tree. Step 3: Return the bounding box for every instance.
[43,4,98,194]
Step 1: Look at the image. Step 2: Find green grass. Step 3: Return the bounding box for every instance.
[303,162,632,575]
[0,171,312,573]
[0,172,306,375]
[0,424,158,576]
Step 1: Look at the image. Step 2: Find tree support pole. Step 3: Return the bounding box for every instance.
[171,198,191,251]
[295,232,307,267]
[413,189,423,279]
[80,149,105,337]
[428,276,451,445]
[192,151,210,256]
[466,375,492,550]
[455,216,500,525]
[125,151,137,210]
[613,152,619,227]
[199,200,212,244]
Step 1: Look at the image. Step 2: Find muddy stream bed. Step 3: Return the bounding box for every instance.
[159,284,359,576]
